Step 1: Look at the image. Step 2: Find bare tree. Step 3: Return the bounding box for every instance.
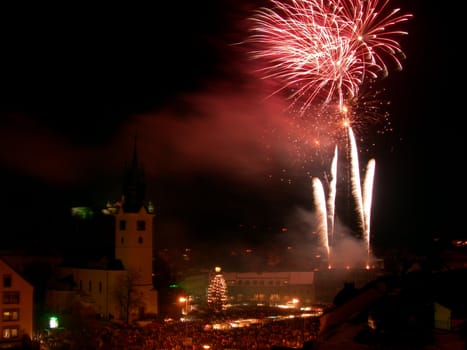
[113,270,145,323]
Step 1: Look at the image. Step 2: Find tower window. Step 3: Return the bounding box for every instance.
[137,220,146,231]
[138,237,143,244]
[119,220,126,230]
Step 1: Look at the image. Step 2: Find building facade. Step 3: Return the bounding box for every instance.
[0,258,33,349]
[224,271,315,307]
[181,267,381,310]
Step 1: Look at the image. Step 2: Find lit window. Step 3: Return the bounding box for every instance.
[2,327,18,339]
[2,309,19,321]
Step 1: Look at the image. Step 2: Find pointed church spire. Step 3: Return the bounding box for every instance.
[122,134,146,213]
[131,134,138,170]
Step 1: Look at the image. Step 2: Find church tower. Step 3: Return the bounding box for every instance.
[114,137,157,314]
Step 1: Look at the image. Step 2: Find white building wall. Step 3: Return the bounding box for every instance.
[72,268,126,319]
[114,208,154,287]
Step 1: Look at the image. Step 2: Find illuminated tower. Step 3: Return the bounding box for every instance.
[114,138,157,315]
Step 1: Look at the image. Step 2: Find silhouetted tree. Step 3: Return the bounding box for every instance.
[113,270,145,323]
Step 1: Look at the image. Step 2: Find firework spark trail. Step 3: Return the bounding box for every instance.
[249,0,412,115]
[363,158,375,262]
[312,177,329,261]
[338,0,412,76]
[327,145,338,246]
[316,127,374,266]
[348,126,365,236]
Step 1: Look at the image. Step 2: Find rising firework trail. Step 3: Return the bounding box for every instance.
[348,125,376,267]
[348,126,365,238]
[312,176,330,266]
[326,145,338,246]
[313,127,375,267]
[363,158,375,264]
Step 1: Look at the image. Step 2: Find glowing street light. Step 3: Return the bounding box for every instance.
[179,296,189,316]
[179,296,191,348]
[49,316,59,329]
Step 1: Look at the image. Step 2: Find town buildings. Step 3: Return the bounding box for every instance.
[0,257,33,349]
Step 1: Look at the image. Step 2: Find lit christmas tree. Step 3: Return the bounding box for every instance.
[206,266,228,312]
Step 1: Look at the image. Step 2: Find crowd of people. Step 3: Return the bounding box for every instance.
[38,309,321,350]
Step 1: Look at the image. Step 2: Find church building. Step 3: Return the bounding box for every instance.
[46,140,158,322]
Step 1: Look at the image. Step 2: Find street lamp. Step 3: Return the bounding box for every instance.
[179,296,191,348]
[179,296,189,317]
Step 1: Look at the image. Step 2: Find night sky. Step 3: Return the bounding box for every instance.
[0,1,464,255]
